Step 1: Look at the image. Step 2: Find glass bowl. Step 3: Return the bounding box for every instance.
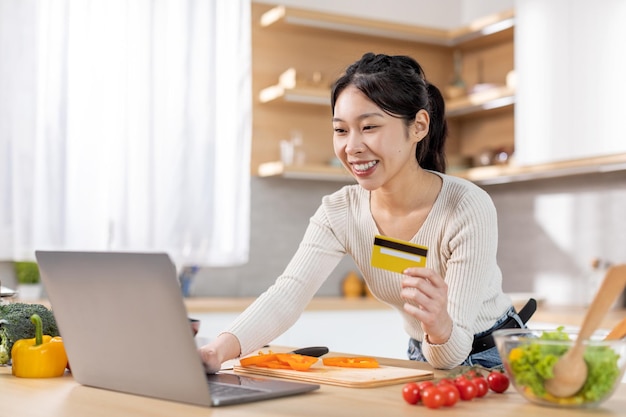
[493,328,626,408]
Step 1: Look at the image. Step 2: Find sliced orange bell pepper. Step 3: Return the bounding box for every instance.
[322,357,379,368]
[256,359,292,369]
[239,352,278,367]
[275,353,318,371]
[239,352,318,371]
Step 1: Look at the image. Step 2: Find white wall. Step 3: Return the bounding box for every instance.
[462,0,514,23]
[253,0,514,29]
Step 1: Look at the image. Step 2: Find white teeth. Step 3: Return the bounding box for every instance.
[353,161,377,171]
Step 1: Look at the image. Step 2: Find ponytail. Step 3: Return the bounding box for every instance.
[416,83,448,173]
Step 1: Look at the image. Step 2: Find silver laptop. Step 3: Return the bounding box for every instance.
[35,250,319,407]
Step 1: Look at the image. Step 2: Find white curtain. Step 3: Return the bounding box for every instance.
[0,0,251,267]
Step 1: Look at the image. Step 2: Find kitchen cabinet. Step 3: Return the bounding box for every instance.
[514,1,626,168]
[251,3,517,183]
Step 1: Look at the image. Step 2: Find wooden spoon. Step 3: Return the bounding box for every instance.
[544,264,626,398]
[604,317,626,341]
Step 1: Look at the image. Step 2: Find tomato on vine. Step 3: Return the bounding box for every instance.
[416,380,434,391]
[454,377,477,401]
[487,370,510,393]
[437,383,460,407]
[471,376,489,397]
[421,385,445,409]
[436,377,454,386]
[402,382,421,405]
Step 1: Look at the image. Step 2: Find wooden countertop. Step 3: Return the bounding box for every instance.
[184,296,625,330]
[183,296,392,313]
[16,295,626,329]
[4,298,625,415]
[1,357,625,417]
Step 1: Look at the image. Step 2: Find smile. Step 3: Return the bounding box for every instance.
[352,160,378,173]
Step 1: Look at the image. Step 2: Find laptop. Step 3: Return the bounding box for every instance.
[35,250,319,407]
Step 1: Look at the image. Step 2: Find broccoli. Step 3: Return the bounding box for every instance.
[0,303,59,364]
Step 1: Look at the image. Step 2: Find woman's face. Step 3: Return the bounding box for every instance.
[332,85,427,191]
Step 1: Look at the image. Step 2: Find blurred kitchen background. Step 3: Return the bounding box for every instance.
[1,0,625,309]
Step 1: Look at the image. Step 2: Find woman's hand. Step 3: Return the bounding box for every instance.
[198,332,241,374]
[401,267,453,344]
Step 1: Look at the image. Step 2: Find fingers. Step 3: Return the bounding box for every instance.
[400,268,448,320]
[402,267,444,287]
[198,346,222,374]
[400,267,453,344]
[401,273,445,305]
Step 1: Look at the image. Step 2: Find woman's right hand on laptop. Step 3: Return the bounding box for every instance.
[198,333,241,374]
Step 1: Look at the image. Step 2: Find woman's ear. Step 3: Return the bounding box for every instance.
[412,109,430,142]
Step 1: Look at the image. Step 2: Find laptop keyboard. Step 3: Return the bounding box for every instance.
[208,382,264,398]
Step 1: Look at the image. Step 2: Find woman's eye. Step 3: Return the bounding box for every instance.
[363,125,377,131]
[334,127,346,134]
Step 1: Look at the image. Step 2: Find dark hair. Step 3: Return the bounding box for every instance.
[331,53,447,173]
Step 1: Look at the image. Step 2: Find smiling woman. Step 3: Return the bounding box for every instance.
[0,1,252,268]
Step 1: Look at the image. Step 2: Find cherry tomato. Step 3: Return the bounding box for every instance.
[464,369,479,379]
[416,380,435,392]
[436,377,454,386]
[453,375,467,384]
[421,386,445,409]
[437,383,460,407]
[487,370,510,393]
[402,382,421,405]
[454,377,477,401]
[471,376,489,398]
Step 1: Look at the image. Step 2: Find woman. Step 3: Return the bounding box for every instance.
[200,52,525,372]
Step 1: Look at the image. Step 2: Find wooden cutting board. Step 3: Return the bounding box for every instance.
[233,362,433,388]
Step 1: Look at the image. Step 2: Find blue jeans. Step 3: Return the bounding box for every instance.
[407,306,524,369]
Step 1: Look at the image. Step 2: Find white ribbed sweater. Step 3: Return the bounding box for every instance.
[226,172,512,369]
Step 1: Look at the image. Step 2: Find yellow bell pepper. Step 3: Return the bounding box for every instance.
[11,314,67,378]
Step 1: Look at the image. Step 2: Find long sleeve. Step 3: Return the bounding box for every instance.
[225,196,347,356]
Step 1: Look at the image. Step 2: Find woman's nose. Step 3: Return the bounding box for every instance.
[345,132,365,154]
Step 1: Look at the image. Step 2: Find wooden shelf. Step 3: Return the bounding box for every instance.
[457,153,626,186]
[260,5,514,47]
[258,154,626,185]
[258,161,355,182]
[258,83,515,119]
[259,85,330,106]
[446,86,515,118]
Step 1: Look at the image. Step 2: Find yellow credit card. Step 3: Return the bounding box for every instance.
[371,235,428,273]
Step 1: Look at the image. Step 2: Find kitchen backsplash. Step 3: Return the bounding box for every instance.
[192,176,356,297]
[487,170,626,307]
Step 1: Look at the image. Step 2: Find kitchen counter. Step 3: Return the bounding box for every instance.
[17,295,626,336]
[183,296,391,313]
[4,296,625,415]
[21,295,625,329]
[1,355,625,417]
[184,296,625,329]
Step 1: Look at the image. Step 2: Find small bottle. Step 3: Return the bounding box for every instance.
[585,258,622,309]
[280,139,294,165]
[585,258,603,306]
[290,130,305,166]
[341,271,364,298]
